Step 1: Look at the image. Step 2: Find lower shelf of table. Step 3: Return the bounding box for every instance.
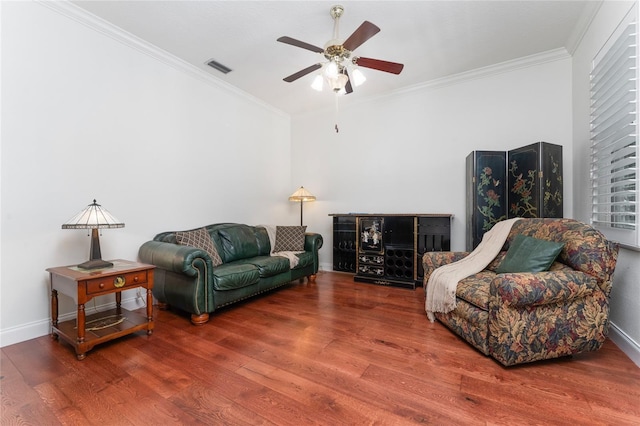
[52,307,153,359]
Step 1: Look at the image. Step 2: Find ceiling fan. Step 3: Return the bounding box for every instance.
[277,5,404,95]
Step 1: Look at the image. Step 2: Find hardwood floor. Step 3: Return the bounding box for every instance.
[2,271,639,425]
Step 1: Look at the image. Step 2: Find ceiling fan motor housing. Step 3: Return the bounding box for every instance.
[324,44,350,62]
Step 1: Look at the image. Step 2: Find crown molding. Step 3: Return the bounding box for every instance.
[565,1,604,55]
[36,0,289,119]
[387,48,571,97]
[38,1,571,120]
[300,47,572,118]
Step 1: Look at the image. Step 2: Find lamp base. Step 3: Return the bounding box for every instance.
[77,259,114,270]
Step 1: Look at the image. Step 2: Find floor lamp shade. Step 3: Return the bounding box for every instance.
[288,186,316,226]
[62,199,124,270]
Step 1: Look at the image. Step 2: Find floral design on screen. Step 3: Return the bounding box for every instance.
[477,166,506,231]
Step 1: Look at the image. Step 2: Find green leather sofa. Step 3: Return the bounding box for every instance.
[138,223,323,325]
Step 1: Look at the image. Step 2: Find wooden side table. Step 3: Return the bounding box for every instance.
[47,259,155,360]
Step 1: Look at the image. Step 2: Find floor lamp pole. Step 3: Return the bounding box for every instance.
[299,200,303,226]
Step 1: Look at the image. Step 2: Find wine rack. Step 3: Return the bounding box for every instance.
[329,213,452,289]
[385,248,414,280]
[332,215,357,272]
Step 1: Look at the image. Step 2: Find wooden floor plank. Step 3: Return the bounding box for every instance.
[1,271,639,424]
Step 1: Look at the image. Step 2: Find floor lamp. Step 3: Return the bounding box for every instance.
[288,186,316,226]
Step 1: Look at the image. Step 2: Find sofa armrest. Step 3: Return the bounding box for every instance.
[490,270,599,308]
[422,252,468,283]
[304,233,323,253]
[303,233,323,275]
[138,240,214,280]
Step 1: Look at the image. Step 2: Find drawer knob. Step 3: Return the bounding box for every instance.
[133,276,139,282]
[114,276,126,288]
[99,283,105,289]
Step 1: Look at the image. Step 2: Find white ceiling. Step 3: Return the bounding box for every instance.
[70,1,599,115]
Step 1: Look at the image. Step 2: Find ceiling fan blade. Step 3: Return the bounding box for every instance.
[283,63,322,83]
[341,69,353,94]
[342,21,380,52]
[277,36,324,53]
[354,57,404,75]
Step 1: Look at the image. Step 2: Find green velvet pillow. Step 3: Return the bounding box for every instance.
[496,234,564,273]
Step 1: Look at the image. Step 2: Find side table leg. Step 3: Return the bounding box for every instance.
[146,288,153,335]
[51,289,59,340]
[115,291,122,315]
[77,303,85,344]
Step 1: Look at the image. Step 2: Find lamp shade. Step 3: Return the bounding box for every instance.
[289,187,316,226]
[62,199,124,229]
[288,186,316,202]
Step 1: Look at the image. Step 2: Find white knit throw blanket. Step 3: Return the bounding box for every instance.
[425,218,520,322]
[259,225,302,269]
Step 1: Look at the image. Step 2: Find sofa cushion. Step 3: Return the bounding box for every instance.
[217,225,260,263]
[496,234,564,273]
[233,256,290,278]
[213,263,260,291]
[175,227,223,266]
[273,226,307,252]
[456,271,495,311]
[254,226,272,256]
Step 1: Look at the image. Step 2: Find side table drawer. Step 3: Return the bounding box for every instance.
[85,270,148,295]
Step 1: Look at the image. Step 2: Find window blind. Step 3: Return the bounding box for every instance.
[590,5,639,248]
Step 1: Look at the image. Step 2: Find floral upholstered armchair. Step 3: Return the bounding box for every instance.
[423,218,619,366]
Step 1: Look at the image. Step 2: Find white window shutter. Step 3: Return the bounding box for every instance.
[590,4,639,248]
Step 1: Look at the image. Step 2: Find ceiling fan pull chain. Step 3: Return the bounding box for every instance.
[334,94,340,133]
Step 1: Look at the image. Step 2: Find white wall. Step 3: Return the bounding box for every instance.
[3,1,636,366]
[0,2,293,345]
[572,0,640,365]
[292,56,574,271]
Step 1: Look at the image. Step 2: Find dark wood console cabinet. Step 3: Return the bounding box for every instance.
[329,214,452,289]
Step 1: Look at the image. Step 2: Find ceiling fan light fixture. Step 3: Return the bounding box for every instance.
[325,61,339,78]
[311,74,324,91]
[352,68,366,86]
[328,73,349,92]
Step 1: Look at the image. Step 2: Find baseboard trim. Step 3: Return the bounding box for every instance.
[0,295,145,348]
[319,262,333,272]
[609,321,640,367]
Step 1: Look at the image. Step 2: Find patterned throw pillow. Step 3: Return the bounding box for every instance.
[175,227,223,266]
[273,226,307,252]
